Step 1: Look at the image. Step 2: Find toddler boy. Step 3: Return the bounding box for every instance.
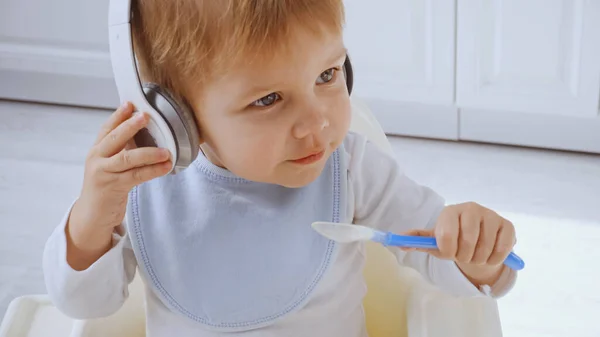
[43,1,517,336]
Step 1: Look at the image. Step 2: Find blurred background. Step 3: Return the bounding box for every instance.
[1,0,599,336]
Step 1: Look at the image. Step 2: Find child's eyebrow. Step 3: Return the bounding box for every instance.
[327,47,348,66]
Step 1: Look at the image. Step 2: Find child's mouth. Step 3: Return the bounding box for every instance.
[290,150,325,165]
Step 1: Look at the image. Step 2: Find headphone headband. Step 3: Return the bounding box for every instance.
[108,0,148,108]
[108,0,133,26]
[108,0,179,167]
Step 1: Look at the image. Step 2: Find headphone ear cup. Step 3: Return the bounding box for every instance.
[343,55,353,95]
[142,83,201,171]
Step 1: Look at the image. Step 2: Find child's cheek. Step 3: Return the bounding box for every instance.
[227,136,281,177]
[332,97,352,137]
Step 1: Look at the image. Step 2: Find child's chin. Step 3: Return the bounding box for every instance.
[277,166,325,188]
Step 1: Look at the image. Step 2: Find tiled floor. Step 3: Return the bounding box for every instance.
[1,99,599,336]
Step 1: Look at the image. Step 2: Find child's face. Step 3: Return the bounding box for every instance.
[191,28,351,187]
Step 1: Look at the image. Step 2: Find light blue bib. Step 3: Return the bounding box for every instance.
[125,147,347,332]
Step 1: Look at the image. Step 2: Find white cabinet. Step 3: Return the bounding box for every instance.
[0,0,117,108]
[344,0,456,105]
[344,0,600,153]
[344,0,459,140]
[457,0,600,118]
[456,0,600,153]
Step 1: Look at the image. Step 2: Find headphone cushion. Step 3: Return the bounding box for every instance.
[343,55,353,95]
[142,83,201,168]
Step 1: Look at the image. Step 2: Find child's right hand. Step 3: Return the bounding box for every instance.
[65,102,172,269]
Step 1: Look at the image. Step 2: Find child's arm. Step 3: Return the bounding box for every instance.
[42,201,137,319]
[42,102,172,318]
[347,133,516,298]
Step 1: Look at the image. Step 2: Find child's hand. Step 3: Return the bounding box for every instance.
[76,101,173,228]
[66,102,172,270]
[402,202,516,286]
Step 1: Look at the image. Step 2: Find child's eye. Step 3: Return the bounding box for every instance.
[316,68,338,84]
[251,93,281,107]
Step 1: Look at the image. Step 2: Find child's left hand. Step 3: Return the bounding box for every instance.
[402,202,516,287]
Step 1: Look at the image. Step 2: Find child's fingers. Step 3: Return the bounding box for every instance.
[455,211,480,264]
[434,208,459,260]
[104,147,171,173]
[94,102,133,145]
[401,229,432,237]
[120,160,173,186]
[471,215,501,265]
[487,221,515,265]
[97,112,149,157]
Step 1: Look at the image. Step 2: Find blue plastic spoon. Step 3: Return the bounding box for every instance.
[312,222,525,271]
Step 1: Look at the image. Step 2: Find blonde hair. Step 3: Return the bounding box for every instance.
[131,0,345,105]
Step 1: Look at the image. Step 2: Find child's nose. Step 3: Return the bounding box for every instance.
[292,108,329,139]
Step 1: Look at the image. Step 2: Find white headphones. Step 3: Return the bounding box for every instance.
[108,0,353,174]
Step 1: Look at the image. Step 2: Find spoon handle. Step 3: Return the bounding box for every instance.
[383,233,525,271]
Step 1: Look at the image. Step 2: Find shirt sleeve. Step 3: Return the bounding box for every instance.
[42,200,138,319]
[345,132,516,298]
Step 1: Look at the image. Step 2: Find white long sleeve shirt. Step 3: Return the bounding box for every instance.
[43,132,516,337]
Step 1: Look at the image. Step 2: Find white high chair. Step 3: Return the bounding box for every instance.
[0,97,504,337]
